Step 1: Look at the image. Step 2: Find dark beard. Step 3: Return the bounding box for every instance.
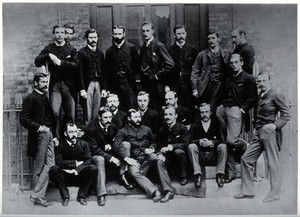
[114,37,124,44]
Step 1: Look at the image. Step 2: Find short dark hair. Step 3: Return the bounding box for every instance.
[233,27,246,37]
[85,28,99,38]
[52,24,65,34]
[257,71,271,80]
[63,24,75,33]
[64,122,76,133]
[113,25,125,33]
[98,106,112,117]
[207,30,219,38]
[173,25,187,34]
[33,73,47,84]
[127,108,139,119]
[141,21,155,30]
[137,91,150,99]
[163,105,177,114]
[230,53,244,63]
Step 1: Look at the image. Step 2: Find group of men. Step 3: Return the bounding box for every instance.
[20,21,290,208]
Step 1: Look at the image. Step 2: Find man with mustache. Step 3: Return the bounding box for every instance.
[78,28,105,124]
[35,24,79,139]
[106,94,127,130]
[104,25,139,111]
[64,24,75,45]
[20,73,58,207]
[188,103,227,188]
[49,123,98,206]
[168,25,198,111]
[191,30,229,112]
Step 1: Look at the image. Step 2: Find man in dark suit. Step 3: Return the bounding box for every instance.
[106,94,126,129]
[155,106,190,186]
[168,25,198,110]
[188,103,227,188]
[231,28,255,74]
[78,28,105,124]
[234,72,290,202]
[113,109,175,203]
[105,25,139,111]
[137,91,160,137]
[83,106,133,206]
[216,54,258,183]
[35,24,79,139]
[49,123,97,206]
[20,73,58,207]
[140,21,175,111]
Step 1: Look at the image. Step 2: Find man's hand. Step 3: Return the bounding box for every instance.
[76,161,83,167]
[125,157,139,168]
[160,145,173,153]
[165,86,170,93]
[38,125,50,133]
[80,90,87,99]
[63,169,78,176]
[101,89,109,98]
[200,138,213,148]
[157,154,166,162]
[49,53,61,66]
[53,138,59,147]
[110,157,121,166]
[105,144,112,151]
[145,147,155,154]
[262,123,277,133]
[192,90,199,98]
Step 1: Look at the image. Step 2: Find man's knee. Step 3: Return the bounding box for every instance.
[49,165,61,175]
[128,165,139,176]
[93,155,105,166]
[147,153,158,162]
[121,141,131,151]
[174,148,186,157]
[188,143,198,153]
[217,143,227,153]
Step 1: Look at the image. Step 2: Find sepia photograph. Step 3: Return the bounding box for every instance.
[2,2,297,215]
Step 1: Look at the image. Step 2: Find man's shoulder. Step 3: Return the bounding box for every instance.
[146,108,159,116]
[77,139,90,148]
[241,71,255,81]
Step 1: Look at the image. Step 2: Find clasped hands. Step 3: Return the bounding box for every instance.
[49,53,61,66]
[199,138,214,148]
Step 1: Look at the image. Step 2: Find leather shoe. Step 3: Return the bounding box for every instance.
[234,194,255,199]
[33,197,50,207]
[62,197,69,206]
[77,197,87,206]
[119,174,134,190]
[160,191,174,203]
[194,174,202,188]
[224,176,235,184]
[97,196,106,206]
[180,177,188,186]
[216,173,225,188]
[263,196,279,203]
[152,189,162,202]
[30,195,52,206]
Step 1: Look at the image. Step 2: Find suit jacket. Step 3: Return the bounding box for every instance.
[20,90,56,156]
[140,38,175,84]
[189,119,222,152]
[140,108,160,135]
[78,46,105,91]
[35,42,79,95]
[233,43,255,74]
[55,139,93,173]
[255,89,290,151]
[83,119,118,162]
[155,122,190,152]
[191,47,229,97]
[105,41,139,91]
[111,109,127,129]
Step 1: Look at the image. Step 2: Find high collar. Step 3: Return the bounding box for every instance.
[114,40,125,49]
[176,41,186,48]
[145,37,154,47]
[87,44,97,51]
[34,89,45,95]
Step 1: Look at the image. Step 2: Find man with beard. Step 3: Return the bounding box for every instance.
[35,24,79,139]
[191,30,229,111]
[83,106,133,206]
[231,28,255,74]
[113,109,175,203]
[155,106,190,186]
[137,91,160,137]
[64,24,75,45]
[20,73,58,207]
[168,25,198,110]
[235,72,290,202]
[78,28,105,124]
[140,21,175,111]
[164,91,192,126]
[106,94,127,129]
[104,25,139,111]
[49,123,97,206]
[188,103,227,188]
[216,54,257,183]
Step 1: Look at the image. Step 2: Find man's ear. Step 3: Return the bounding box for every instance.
[64,131,67,137]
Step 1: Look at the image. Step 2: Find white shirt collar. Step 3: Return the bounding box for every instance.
[201,119,211,133]
[66,140,74,146]
[114,40,125,49]
[146,37,154,47]
[176,41,186,48]
[112,109,118,116]
[55,41,65,47]
[209,45,220,54]
[34,88,44,95]
[87,44,97,51]
[138,108,148,116]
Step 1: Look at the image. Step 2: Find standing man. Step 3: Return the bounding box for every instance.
[113,109,175,203]
[20,73,58,207]
[155,106,190,186]
[191,30,229,111]
[35,24,79,139]
[64,24,75,45]
[106,94,127,129]
[137,91,160,137]
[105,25,139,111]
[216,54,258,183]
[231,28,255,74]
[78,28,105,124]
[188,103,227,188]
[49,123,98,206]
[168,25,198,110]
[140,21,175,111]
[234,72,290,202]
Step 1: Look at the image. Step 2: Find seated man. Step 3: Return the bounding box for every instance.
[49,123,97,206]
[83,107,133,206]
[155,106,190,186]
[188,103,227,188]
[113,109,175,203]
